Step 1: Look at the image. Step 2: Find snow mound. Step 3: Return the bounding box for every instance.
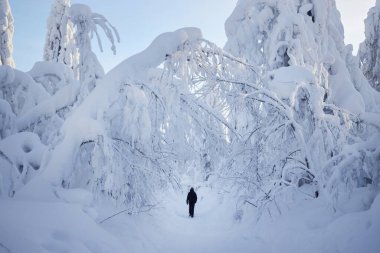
[0,132,46,196]
[0,199,124,253]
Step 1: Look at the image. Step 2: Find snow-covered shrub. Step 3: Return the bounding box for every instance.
[0,63,80,143]
[0,132,46,197]
[0,0,15,68]
[29,61,78,95]
[0,65,49,116]
[359,0,380,92]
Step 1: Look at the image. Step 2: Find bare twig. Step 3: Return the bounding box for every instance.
[244,200,257,207]
[99,205,156,224]
[0,242,11,253]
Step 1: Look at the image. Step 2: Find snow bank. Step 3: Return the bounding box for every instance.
[323,193,380,253]
[0,199,124,253]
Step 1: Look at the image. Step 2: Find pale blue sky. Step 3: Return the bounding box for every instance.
[10,0,237,72]
[9,0,375,72]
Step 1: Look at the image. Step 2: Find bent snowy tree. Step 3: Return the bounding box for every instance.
[69,4,120,90]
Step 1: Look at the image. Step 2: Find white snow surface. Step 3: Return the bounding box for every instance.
[1,185,380,253]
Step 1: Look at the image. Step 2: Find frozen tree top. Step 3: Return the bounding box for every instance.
[69,4,92,20]
[0,0,15,67]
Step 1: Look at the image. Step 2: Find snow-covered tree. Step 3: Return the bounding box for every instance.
[43,0,78,69]
[0,0,15,68]
[69,4,119,96]
[359,0,380,91]
[223,0,380,211]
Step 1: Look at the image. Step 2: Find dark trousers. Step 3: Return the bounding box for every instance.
[189,203,195,217]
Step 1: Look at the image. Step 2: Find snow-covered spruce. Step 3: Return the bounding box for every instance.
[223,0,380,211]
[69,3,119,97]
[44,0,78,69]
[0,0,15,68]
[359,0,380,92]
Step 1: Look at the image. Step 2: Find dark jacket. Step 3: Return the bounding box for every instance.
[186,188,197,205]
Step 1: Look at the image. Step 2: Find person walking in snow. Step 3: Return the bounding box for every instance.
[186,187,197,218]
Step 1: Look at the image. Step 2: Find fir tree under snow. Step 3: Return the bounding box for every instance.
[0,0,15,68]
[43,0,78,68]
[0,1,380,253]
[69,4,119,96]
[359,0,380,92]
[223,0,380,212]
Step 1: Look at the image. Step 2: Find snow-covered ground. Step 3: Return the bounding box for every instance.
[101,185,380,253]
[1,183,379,253]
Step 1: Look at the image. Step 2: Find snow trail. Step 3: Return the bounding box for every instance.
[98,184,380,253]
[100,186,254,253]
